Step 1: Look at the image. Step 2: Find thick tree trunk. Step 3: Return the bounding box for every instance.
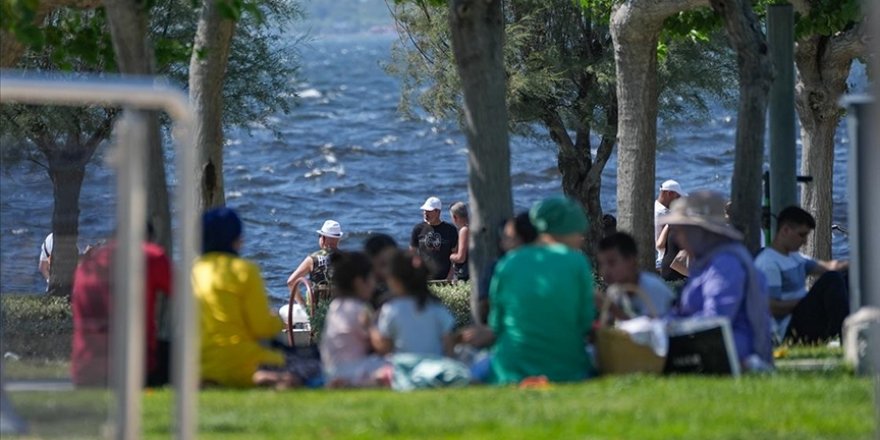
[448,0,513,323]
[103,0,173,253]
[610,0,706,270]
[190,1,237,211]
[46,163,86,297]
[710,0,773,253]
[795,34,858,261]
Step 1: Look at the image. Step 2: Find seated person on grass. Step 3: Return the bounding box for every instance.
[71,224,171,387]
[477,212,538,323]
[463,196,595,384]
[371,251,456,358]
[320,251,390,388]
[754,206,849,344]
[193,208,297,389]
[661,191,774,371]
[597,232,674,319]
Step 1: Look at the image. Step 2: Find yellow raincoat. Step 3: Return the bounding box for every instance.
[193,252,284,387]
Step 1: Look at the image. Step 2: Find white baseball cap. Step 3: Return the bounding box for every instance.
[659,180,687,196]
[316,220,343,238]
[420,196,442,211]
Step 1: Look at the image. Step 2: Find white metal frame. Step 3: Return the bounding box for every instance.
[0,71,199,440]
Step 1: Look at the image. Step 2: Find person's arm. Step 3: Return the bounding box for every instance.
[656,224,670,251]
[812,259,848,274]
[39,260,50,279]
[670,250,689,276]
[410,225,420,252]
[286,256,313,302]
[769,298,800,319]
[450,227,468,264]
[372,305,395,355]
[242,265,283,339]
[691,255,745,320]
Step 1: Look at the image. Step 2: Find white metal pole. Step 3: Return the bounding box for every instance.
[112,112,148,440]
[0,71,198,440]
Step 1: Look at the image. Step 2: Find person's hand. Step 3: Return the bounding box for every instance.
[459,324,495,348]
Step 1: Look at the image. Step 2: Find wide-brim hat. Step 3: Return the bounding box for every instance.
[316,220,343,238]
[659,190,743,240]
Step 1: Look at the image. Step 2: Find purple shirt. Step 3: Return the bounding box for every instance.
[674,251,756,361]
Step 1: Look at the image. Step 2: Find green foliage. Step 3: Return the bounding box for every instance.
[431,282,473,329]
[0,295,72,360]
[1,0,41,47]
[792,0,861,38]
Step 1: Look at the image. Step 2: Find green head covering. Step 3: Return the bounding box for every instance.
[529,196,588,235]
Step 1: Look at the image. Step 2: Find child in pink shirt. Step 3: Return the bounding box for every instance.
[319,251,390,387]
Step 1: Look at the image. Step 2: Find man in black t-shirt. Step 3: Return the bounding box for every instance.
[410,196,459,280]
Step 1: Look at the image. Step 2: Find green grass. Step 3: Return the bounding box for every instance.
[5,374,875,439]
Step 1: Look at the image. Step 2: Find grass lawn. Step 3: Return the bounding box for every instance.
[6,373,876,439]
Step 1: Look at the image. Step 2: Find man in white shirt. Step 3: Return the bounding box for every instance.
[39,233,53,282]
[754,206,849,343]
[598,232,675,317]
[654,180,686,268]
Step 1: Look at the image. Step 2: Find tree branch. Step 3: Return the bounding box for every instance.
[827,21,868,64]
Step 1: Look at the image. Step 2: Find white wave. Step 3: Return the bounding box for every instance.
[298,88,323,99]
[227,191,243,199]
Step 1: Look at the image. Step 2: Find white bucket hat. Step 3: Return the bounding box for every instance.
[316,220,343,238]
[420,196,442,211]
[660,180,687,196]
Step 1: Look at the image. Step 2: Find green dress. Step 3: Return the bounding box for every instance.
[488,243,595,384]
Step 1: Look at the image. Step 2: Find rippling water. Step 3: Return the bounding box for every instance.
[0,33,856,300]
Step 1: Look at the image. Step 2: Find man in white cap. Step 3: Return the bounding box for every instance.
[287,220,343,305]
[655,179,686,268]
[410,196,458,280]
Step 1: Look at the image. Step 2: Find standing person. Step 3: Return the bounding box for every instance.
[655,180,686,268]
[462,196,595,384]
[320,251,390,388]
[193,208,296,388]
[661,191,774,370]
[38,232,53,284]
[410,196,458,280]
[597,232,675,317]
[449,201,470,282]
[287,220,344,305]
[70,225,172,387]
[754,206,849,344]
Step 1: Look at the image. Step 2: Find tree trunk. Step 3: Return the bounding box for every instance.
[610,0,706,270]
[190,1,237,211]
[103,0,173,253]
[795,34,858,261]
[46,163,86,297]
[710,0,773,254]
[448,0,513,323]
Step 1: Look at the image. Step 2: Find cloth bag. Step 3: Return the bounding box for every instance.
[390,353,471,391]
[664,317,741,376]
[594,284,666,375]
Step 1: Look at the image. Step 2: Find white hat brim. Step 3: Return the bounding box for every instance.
[317,230,343,238]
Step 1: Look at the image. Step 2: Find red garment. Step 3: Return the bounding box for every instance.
[70,242,172,386]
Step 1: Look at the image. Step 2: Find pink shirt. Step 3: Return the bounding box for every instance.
[319,298,372,374]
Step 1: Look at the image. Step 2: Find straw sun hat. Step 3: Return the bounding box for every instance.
[658,190,743,241]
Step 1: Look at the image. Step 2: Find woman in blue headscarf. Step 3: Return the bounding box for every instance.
[192,207,294,387]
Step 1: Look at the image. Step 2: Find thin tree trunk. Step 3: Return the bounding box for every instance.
[190,1,237,211]
[795,33,859,261]
[610,0,706,270]
[448,0,513,323]
[103,0,173,253]
[710,0,773,254]
[46,164,86,297]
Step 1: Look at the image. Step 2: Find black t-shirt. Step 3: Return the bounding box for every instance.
[410,221,459,280]
[660,237,687,282]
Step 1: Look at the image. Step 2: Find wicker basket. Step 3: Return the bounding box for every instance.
[594,283,666,375]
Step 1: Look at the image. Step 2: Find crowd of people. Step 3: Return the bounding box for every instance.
[61,184,850,389]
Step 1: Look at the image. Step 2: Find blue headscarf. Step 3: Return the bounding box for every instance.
[202,207,242,255]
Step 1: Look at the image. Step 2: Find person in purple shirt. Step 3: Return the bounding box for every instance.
[660,190,774,371]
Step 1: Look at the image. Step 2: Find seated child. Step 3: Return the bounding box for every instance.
[372,251,455,357]
[319,251,390,387]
